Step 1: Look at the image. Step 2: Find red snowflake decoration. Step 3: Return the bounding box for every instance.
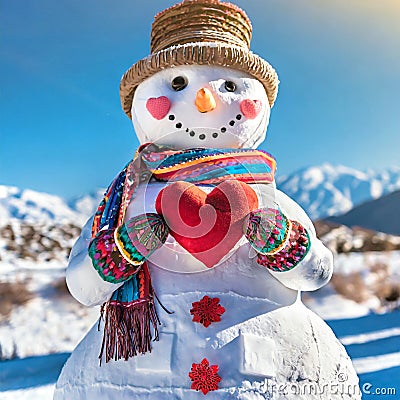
[189,358,222,395]
[190,296,225,327]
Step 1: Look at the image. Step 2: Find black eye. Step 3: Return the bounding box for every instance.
[224,80,236,92]
[171,76,188,91]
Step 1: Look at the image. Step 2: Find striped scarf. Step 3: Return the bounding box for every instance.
[92,144,276,363]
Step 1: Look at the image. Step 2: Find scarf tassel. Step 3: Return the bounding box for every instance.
[98,296,160,365]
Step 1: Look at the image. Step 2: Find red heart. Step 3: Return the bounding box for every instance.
[155,180,259,268]
[146,96,171,120]
[240,99,263,119]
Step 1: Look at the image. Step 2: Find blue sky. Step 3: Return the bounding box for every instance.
[1,0,399,198]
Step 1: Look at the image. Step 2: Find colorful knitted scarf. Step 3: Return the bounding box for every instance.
[91,145,276,363]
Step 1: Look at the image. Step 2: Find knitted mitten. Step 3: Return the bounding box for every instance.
[244,208,311,272]
[89,213,169,283]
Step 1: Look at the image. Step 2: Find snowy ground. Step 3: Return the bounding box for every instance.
[0,258,99,399]
[0,259,99,360]
[1,252,399,399]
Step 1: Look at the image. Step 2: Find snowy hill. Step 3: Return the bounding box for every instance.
[0,186,84,226]
[277,164,400,219]
[328,189,400,235]
[0,185,102,227]
[0,186,102,264]
[67,189,105,220]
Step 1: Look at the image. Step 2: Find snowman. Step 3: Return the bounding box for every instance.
[54,1,360,399]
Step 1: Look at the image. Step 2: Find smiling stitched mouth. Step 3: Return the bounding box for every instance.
[167,113,244,140]
[188,130,216,140]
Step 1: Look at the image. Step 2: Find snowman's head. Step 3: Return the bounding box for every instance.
[121,0,279,150]
[131,64,270,149]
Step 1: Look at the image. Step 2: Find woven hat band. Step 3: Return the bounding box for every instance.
[151,0,252,53]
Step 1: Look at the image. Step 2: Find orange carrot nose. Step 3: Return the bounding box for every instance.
[195,88,217,113]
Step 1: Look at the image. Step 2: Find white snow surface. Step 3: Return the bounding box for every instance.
[0,385,55,400]
[304,251,400,319]
[334,250,400,277]
[0,259,99,360]
[340,327,400,345]
[352,352,400,374]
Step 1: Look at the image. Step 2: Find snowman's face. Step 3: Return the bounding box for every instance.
[131,65,270,149]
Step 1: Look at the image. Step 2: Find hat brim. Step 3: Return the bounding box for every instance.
[120,42,279,119]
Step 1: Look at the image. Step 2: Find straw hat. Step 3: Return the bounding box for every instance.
[120,0,279,119]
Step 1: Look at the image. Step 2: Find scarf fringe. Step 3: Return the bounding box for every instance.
[98,298,160,365]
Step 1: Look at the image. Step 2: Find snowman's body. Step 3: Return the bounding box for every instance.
[54,64,360,399]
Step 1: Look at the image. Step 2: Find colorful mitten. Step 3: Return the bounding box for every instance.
[89,213,169,283]
[245,208,291,255]
[244,208,311,272]
[256,221,311,272]
[114,213,169,263]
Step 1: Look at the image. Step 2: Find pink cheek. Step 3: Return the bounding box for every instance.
[146,96,171,120]
[240,99,263,120]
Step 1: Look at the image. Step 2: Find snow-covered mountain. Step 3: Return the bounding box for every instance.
[0,186,103,263]
[67,189,105,220]
[277,164,400,219]
[0,185,102,227]
[0,185,78,225]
